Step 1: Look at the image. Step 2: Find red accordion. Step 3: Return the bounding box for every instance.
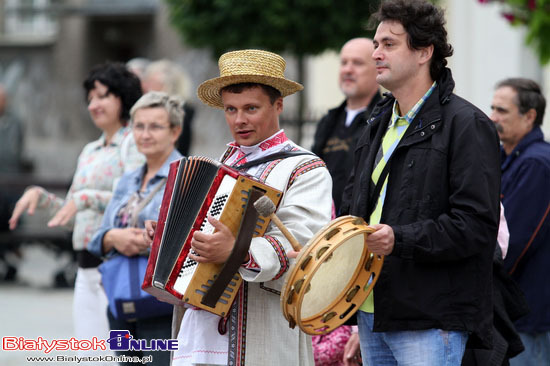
[142,156,282,317]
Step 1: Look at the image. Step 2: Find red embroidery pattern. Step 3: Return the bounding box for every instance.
[235,283,248,365]
[258,131,288,151]
[242,252,260,270]
[220,147,237,164]
[232,150,248,166]
[287,158,326,189]
[265,235,289,280]
[259,159,283,182]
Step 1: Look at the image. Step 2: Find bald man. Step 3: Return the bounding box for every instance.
[312,38,381,214]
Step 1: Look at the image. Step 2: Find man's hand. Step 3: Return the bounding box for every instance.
[103,228,148,256]
[47,199,77,227]
[189,216,235,264]
[365,224,394,255]
[8,186,42,230]
[287,249,301,259]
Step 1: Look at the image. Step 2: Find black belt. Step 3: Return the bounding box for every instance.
[76,250,102,268]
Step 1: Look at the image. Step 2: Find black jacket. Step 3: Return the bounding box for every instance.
[312,93,382,213]
[341,68,501,348]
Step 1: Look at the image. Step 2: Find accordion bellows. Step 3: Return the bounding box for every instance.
[142,156,282,317]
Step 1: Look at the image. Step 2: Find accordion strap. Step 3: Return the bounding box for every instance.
[233,150,315,170]
[201,187,264,309]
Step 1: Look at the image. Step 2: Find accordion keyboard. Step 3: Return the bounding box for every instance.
[173,175,236,294]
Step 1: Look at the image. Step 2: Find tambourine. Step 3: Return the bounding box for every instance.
[281,215,383,335]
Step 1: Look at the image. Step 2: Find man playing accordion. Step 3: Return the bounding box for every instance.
[144,49,333,366]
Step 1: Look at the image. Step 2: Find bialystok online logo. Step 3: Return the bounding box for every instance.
[107,330,178,351]
[2,330,178,354]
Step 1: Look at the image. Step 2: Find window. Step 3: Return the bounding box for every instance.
[3,0,58,40]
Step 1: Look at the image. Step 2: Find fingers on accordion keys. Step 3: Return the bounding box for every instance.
[253,196,302,251]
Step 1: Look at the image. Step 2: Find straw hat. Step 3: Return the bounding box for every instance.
[197,49,304,109]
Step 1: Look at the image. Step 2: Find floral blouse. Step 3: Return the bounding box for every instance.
[312,326,353,366]
[37,127,145,251]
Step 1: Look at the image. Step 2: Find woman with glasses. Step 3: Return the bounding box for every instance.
[87,91,183,365]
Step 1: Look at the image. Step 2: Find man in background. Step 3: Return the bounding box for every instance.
[312,38,381,214]
[490,78,550,366]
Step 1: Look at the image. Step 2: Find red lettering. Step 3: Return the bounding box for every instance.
[24,339,38,350]
[56,340,69,351]
[79,340,92,351]
[92,337,107,351]
[43,338,56,354]
[2,337,19,350]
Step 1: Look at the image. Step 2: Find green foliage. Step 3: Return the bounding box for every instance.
[525,1,550,64]
[479,0,550,64]
[164,0,379,58]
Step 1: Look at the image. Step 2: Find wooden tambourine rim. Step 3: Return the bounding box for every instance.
[281,215,384,335]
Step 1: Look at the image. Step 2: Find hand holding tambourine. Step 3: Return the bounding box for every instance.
[253,197,384,335]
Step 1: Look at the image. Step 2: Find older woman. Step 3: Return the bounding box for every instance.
[87,91,183,365]
[9,62,144,362]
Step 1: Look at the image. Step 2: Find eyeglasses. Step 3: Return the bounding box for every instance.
[132,123,171,133]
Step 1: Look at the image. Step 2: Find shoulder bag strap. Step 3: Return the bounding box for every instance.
[509,202,550,275]
[233,150,315,171]
[366,156,392,218]
[128,177,167,228]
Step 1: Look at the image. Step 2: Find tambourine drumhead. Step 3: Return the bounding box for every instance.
[281,215,383,335]
[301,233,364,318]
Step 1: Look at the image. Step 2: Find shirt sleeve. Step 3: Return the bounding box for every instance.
[35,186,64,216]
[239,160,333,283]
[241,251,261,271]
